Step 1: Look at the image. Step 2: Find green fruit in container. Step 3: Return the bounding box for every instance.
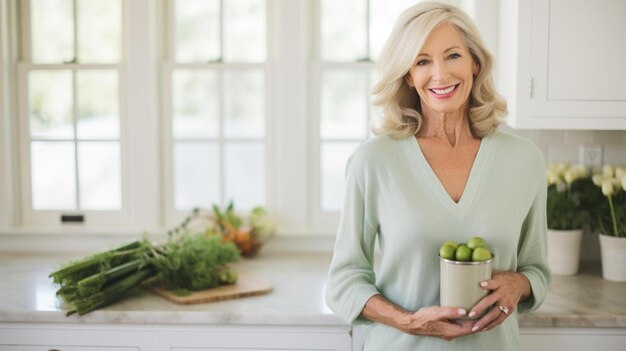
[472,247,492,262]
[439,244,456,260]
[455,245,473,261]
[442,240,459,249]
[467,236,487,250]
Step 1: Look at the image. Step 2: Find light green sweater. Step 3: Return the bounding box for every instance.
[325,130,551,350]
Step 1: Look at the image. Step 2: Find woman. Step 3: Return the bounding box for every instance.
[325,2,551,350]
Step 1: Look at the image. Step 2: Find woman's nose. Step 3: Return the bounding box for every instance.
[431,60,450,81]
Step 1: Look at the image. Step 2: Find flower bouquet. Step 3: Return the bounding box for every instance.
[591,165,626,282]
[546,163,593,230]
[545,163,601,275]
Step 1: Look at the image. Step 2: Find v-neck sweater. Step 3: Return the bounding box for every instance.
[325,130,551,351]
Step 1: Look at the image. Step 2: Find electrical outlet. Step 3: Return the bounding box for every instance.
[579,145,603,168]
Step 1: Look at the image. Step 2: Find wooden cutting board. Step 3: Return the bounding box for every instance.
[147,270,272,305]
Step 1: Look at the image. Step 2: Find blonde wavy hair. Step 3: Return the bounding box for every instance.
[372,2,506,139]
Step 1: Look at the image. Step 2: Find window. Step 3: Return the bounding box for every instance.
[3,0,486,234]
[164,0,268,224]
[17,0,125,226]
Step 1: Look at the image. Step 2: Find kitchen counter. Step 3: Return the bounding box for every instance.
[0,249,625,329]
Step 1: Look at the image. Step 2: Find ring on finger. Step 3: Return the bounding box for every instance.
[498,305,510,316]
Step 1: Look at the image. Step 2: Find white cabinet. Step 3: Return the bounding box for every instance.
[520,327,626,351]
[160,325,352,351]
[0,324,151,350]
[0,323,352,351]
[0,347,137,351]
[498,0,626,129]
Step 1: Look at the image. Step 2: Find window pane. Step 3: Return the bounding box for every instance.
[30,0,74,63]
[223,0,266,62]
[223,70,265,139]
[77,0,122,63]
[173,70,219,139]
[321,70,368,139]
[320,0,367,61]
[78,142,121,210]
[224,142,265,210]
[31,141,76,210]
[175,0,220,63]
[29,70,74,139]
[321,142,359,211]
[370,0,417,60]
[77,70,119,139]
[174,142,220,210]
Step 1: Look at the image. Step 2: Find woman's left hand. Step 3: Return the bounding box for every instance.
[467,270,531,333]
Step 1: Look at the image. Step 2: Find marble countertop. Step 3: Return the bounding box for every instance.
[517,262,626,328]
[0,249,625,328]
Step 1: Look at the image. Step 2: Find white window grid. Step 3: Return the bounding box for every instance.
[161,0,273,228]
[16,0,131,228]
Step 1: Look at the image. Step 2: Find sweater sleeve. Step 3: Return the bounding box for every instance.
[516,175,552,314]
[325,153,380,325]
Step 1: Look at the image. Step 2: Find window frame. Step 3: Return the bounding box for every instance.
[16,63,131,227]
[13,0,162,230]
[161,0,275,228]
[0,0,19,228]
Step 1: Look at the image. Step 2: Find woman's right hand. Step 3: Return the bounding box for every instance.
[399,306,475,341]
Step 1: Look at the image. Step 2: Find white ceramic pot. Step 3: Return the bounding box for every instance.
[598,234,626,282]
[547,229,583,276]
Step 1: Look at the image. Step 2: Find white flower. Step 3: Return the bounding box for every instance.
[564,170,575,186]
[549,162,569,175]
[622,176,626,191]
[571,164,590,178]
[603,165,615,178]
[592,174,605,186]
[546,171,559,185]
[616,167,626,179]
[602,180,615,196]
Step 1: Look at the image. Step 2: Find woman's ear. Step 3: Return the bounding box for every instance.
[472,61,479,76]
[404,74,414,89]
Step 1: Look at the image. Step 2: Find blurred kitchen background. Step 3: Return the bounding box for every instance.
[0,0,625,261]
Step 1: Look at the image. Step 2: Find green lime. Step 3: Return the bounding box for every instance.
[472,247,492,262]
[455,245,472,261]
[439,244,456,260]
[467,236,487,250]
[442,240,459,249]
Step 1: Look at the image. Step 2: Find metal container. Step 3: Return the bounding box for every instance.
[439,256,493,319]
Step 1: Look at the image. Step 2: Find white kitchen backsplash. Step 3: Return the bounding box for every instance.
[503,127,626,262]
[503,127,626,166]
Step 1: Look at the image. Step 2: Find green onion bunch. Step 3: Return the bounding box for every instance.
[50,233,240,316]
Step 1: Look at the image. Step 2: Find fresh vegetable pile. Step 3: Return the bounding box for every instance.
[172,203,276,257]
[50,233,240,316]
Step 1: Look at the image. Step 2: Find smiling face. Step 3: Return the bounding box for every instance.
[405,23,478,117]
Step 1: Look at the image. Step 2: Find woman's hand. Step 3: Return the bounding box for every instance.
[468,270,531,333]
[399,306,475,341]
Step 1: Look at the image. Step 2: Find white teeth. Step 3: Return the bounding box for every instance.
[432,85,456,94]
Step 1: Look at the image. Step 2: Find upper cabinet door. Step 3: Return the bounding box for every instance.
[498,0,626,129]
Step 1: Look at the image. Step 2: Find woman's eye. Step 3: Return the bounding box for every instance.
[448,53,461,60]
[416,59,430,66]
